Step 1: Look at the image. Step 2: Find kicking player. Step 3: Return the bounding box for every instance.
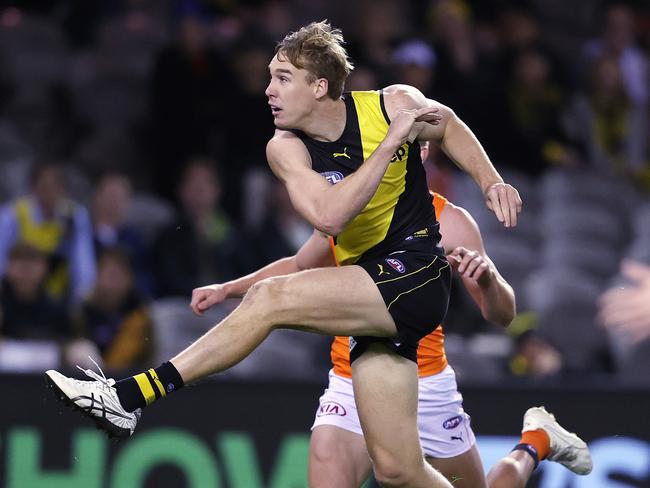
[45,21,521,487]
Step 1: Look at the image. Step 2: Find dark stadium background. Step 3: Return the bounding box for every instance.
[0,1,649,487]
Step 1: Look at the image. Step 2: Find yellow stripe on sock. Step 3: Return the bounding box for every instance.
[148,368,166,398]
[134,373,156,405]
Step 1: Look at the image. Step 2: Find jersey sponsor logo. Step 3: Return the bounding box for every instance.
[443,415,463,430]
[320,171,345,184]
[385,258,405,273]
[377,264,391,276]
[390,143,409,163]
[317,401,347,417]
[332,147,351,159]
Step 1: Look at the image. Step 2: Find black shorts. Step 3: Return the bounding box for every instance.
[351,238,451,364]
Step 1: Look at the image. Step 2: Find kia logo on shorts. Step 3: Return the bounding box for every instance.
[443,415,463,430]
[317,401,347,417]
[385,258,405,273]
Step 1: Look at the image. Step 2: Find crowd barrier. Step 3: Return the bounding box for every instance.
[1,374,648,487]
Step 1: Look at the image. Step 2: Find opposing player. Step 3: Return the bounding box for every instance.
[308,186,592,487]
[45,21,521,487]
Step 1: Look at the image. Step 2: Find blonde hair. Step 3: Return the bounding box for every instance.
[276,20,354,99]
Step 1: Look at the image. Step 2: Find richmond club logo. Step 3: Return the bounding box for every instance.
[317,401,347,417]
[385,258,405,273]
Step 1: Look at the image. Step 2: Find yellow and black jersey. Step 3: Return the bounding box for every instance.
[291,90,441,265]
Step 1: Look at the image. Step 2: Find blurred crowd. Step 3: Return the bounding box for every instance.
[0,0,648,385]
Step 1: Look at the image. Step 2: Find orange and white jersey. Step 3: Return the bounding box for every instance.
[330,192,449,378]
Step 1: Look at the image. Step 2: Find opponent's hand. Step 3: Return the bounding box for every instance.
[446,246,493,286]
[598,260,650,344]
[190,284,228,316]
[386,106,441,147]
[484,182,522,227]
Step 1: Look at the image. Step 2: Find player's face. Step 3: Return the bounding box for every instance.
[266,54,318,129]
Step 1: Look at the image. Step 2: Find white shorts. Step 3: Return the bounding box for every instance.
[311,366,476,459]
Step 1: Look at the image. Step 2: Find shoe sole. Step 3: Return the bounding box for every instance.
[44,372,131,439]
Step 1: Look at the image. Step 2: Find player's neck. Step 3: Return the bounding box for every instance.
[300,97,346,142]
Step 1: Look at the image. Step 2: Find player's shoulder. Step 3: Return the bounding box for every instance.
[267,129,304,155]
[266,130,311,167]
[382,84,428,115]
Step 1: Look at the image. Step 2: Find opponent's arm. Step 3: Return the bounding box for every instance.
[438,202,515,327]
[383,84,522,227]
[190,230,333,315]
[267,105,439,235]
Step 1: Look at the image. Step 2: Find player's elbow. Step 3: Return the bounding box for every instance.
[315,213,345,236]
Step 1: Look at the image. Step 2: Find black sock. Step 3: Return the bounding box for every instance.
[115,362,184,412]
[512,443,540,470]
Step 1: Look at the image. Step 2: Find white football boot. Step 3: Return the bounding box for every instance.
[45,358,140,438]
[523,406,593,475]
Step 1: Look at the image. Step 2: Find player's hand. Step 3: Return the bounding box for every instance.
[597,260,650,344]
[484,182,522,227]
[386,106,441,146]
[446,246,493,286]
[190,284,228,316]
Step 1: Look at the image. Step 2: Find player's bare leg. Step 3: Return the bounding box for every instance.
[171,265,396,382]
[485,450,533,488]
[309,426,372,488]
[427,446,489,488]
[353,344,454,488]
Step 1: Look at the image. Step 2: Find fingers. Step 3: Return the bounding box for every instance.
[621,259,650,284]
[189,288,217,316]
[485,183,522,227]
[448,247,488,279]
[414,106,441,125]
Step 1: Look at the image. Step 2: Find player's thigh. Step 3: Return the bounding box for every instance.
[309,426,372,488]
[427,446,488,488]
[351,343,423,471]
[261,265,396,337]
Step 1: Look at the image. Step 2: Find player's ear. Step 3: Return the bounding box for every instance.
[314,78,329,98]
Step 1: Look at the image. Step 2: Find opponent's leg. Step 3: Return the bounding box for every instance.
[309,426,372,488]
[427,446,488,488]
[487,406,592,485]
[353,344,454,488]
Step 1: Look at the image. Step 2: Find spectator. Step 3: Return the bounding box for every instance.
[149,7,233,201]
[598,259,650,383]
[503,48,577,175]
[583,3,649,105]
[153,157,255,297]
[391,39,436,96]
[248,179,312,267]
[0,243,70,340]
[91,172,152,295]
[0,163,96,304]
[72,247,153,371]
[564,54,649,179]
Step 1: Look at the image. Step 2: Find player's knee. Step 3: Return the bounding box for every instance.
[242,276,291,323]
[244,277,286,305]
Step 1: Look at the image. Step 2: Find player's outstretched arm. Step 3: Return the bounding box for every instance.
[438,201,515,327]
[190,230,333,315]
[383,84,522,228]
